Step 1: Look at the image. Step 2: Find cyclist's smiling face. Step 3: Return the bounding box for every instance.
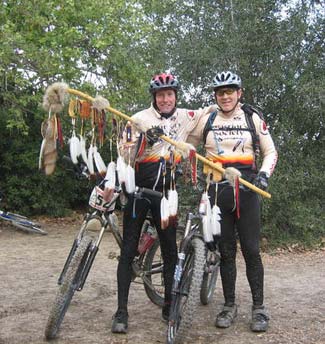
[155,89,176,113]
[215,87,242,113]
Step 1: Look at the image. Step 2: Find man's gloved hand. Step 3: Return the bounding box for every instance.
[146,127,165,145]
[253,172,269,191]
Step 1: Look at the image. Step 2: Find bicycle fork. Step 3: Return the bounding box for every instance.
[57,215,92,285]
[58,213,115,290]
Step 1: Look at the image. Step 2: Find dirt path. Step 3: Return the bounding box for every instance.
[0,212,324,344]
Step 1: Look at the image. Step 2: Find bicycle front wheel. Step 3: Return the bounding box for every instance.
[167,237,205,344]
[45,236,92,340]
[200,249,219,305]
[143,239,164,307]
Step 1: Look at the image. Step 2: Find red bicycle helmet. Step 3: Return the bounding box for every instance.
[149,73,179,94]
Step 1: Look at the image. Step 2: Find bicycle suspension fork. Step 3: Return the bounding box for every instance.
[171,213,194,294]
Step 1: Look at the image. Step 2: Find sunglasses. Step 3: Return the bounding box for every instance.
[215,88,237,96]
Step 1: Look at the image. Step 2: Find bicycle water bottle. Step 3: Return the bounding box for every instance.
[138,222,156,254]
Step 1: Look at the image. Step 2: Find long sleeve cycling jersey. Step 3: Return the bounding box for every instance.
[120,103,217,190]
[188,103,278,179]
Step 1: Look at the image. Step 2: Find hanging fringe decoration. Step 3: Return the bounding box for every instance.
[174,142,196,159]
[93,145,107,177]
[199,191,215,251]
[211,184,221,245]
[189,148,197,186]
[40,83,271,199]
[39,115,58,175]
[168,151,178,227]
[56,114,64,148]
[103,161,116,202]
[124,145,136,194]
[42,82,69,114]
[116,155,127,185]
[69,119,81,165]
[87,143,95,177]
[168,187,178,227]
[125,164,136,194]
[79,134,89,168]
[224,167,241,218]
[160,195,170,230]
[160,158,170,229]
[92,95,110,112]
[79,100,91,119]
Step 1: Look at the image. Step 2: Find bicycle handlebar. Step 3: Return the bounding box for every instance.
[62,155,89,180]
[135,187,162,199]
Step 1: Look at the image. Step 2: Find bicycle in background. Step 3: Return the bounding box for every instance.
[0,194,47,235]
[45,160,165,340]
[167,212,220,344]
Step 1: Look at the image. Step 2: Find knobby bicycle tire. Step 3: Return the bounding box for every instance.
[167,237,205,344]
[200,250,219,305]
[45,236,92,340]
[143,239,164,307]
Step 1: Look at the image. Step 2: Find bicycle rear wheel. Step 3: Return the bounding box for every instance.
[200,249,219,305]
[45,236,92,340]
[143,239,164,307]
[167,237,205,344]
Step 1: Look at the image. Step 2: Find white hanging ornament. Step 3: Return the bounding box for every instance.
[211,204,221,237]
[69,131,81,164]
[199,192,209,215]
[168,188,178,226]
[103,161,116,202]
[93,145,107,177]
[200,191,216,251]
[202,215,215,250]
[116,155,127,185]
[87,144,95,176]
[125,164,136,194]
[160,196,170,230]
[79,135,89,167]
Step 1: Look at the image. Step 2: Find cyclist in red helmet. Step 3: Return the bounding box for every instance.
[111,72,217,334]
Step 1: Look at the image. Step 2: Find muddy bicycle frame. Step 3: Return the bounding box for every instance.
[57,186,163,293]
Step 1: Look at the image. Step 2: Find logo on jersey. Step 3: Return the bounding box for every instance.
[260,121,269,135]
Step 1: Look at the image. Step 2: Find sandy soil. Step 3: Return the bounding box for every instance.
[0,211,324,344]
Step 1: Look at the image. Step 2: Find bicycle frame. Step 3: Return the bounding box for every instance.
[58,191,121,289]
[171,213,201,294]
[0,209,47,235]
[57,188,162,293]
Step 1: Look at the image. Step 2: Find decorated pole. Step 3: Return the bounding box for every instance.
[44,84,271,199]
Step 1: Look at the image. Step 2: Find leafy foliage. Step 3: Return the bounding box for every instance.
[0,0,324,247]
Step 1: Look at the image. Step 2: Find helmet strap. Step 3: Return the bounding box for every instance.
[153,101,176,118]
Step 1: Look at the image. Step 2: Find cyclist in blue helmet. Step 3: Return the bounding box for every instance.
[188,71,278,333]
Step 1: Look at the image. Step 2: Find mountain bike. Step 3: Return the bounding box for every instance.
[45,164,165,340]
[0,196,47,235]
[167,212,220,344]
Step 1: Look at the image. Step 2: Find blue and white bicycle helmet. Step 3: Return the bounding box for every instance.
[212,71,242,89]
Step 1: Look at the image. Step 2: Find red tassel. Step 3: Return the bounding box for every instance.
[189,149,197,186]
[135,134,146,159]
[56,115,64,148]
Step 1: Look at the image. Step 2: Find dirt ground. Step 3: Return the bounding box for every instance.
[0,211,324,344]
